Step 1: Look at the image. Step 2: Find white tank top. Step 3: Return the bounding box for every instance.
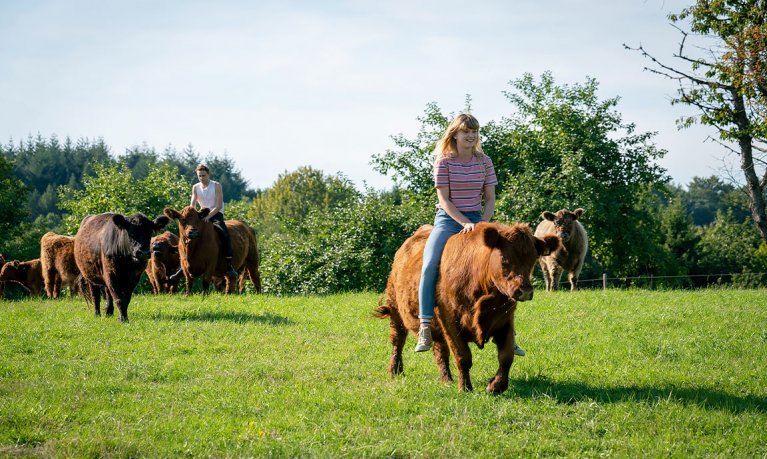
[194,180,224,213]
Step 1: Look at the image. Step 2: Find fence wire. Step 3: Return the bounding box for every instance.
[566,272,767,290]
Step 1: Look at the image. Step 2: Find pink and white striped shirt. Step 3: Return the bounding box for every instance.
[434,154,497,212]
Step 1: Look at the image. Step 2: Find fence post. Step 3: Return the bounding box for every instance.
[602,273,607,290]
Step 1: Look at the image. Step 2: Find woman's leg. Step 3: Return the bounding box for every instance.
[415,211,464,352]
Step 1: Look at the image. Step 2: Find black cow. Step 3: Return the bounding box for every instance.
[74,212,169,321]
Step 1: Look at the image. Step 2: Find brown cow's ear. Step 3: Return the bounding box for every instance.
[573,208,585,220]
[482,226,499,248]
[163,207,180,220]
[153,215,170,230]
[199,208,211,219]
[112,214,130,230]
[535,235,561,256]
[542,211,555,221]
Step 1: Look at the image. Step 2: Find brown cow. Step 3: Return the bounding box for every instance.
[40,232,80,298]
[164,206,261,294]
[145,231,181,294]
[534,208,588,291]
[375,222,560,394]
[75,212,169,321]
[0,259,44,296]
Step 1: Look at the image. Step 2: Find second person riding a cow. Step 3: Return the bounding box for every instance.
[170,163,239,281]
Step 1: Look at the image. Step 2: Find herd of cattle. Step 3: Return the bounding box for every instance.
[0,206,262,321]
[1,206,587,394]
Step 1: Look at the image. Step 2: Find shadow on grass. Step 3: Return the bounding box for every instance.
[151,310,291,325]
[506,375,767,414]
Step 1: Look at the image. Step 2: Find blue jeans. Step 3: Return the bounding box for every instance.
[418,209,483,319]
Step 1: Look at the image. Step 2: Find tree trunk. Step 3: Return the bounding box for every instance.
[733,89,767,243]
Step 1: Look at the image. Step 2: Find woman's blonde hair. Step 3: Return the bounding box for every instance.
[434,113,484,164]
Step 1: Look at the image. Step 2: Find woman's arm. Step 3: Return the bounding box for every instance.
[482,185,495,222]
[190,185,197,208]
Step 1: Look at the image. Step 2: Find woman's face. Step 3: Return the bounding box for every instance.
[454,128,478,150]
[197,170,210,184]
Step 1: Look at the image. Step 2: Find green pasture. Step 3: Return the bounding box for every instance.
[0,289,765,457]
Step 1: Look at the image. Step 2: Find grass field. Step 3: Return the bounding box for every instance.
[0,289,765,457]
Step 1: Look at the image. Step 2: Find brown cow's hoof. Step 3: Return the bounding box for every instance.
[486,377,508,395]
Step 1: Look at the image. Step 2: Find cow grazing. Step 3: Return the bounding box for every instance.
[145,231,181,294]
[74,212,169,321]
[534,208,588,291]
[375,222,560,394]
[40,232,80,298]
[0,258,44,296]
[164,206,262,294]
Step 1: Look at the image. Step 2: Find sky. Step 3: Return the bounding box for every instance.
[0,0,735,192]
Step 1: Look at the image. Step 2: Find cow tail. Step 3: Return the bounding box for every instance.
[373,296,391,319]
[76,275,93,304]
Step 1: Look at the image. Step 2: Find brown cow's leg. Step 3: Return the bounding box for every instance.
[89,283,101,316]
[540,260,551,291]
[487,325,515,394]
[115,291,132,322]
[568,272,578,291]
[388,313,407,377]
[184,272,194,294]
[104,289,115,317]
[53,274,62,299]
[432,338,453,383]
[440,323,473,391]
[43,269,56,298]
[552,266,563,291]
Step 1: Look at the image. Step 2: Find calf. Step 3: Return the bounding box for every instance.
[534,208,588,291]
[145,231,181,294]
[0,259,44,296]
[75,212,169,321]
[40,232,80,298]
[375,222,559,394]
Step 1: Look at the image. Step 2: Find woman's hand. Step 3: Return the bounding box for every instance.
[460,222,475,233]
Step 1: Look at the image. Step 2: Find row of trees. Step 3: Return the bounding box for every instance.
[2,72,764,294]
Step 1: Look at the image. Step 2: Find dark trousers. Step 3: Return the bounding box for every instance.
[210,212,234,259]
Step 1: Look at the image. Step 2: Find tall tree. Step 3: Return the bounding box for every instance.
[627,0,767,243]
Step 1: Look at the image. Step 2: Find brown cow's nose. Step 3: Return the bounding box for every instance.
[516,283,534,302]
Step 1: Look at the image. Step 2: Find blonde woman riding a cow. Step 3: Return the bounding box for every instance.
[414,113,524,357]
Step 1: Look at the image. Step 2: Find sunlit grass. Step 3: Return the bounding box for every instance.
[1,289,765,457]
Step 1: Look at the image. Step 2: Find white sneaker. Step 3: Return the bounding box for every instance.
[514,345,526,357]
[414,327,432,352]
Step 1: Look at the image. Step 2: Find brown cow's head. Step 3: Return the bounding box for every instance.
[0,260,24,281]
[483,224,560,302]
[112,213,170,262]
[164,206,211,242]
[151,238,179,259]
[541,208,584,244]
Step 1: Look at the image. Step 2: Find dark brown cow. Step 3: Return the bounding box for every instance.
[375,222,560,394]
[164,206,261,294]
[534,208,588,291]
[75,212,169,321]
[0,259,44,296]
[40,232,80,298]
[145,231,181,294]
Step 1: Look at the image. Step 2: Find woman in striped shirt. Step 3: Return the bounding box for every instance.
[415,113,524,357]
